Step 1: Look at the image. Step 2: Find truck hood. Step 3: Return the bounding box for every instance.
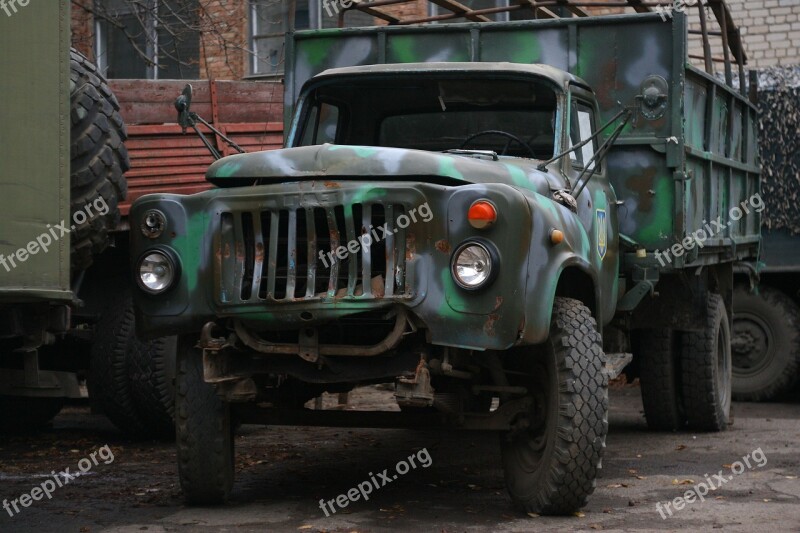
[206,144,555,195]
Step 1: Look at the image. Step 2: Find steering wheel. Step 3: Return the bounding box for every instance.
[460,130,537,158]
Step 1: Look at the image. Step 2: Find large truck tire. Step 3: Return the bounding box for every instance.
[176,335,235,504]
[88,287,176,438]
[129,335,177,436]
[0,397,65,433]
[732,285,800,401]
[636,329,685,431]
[501,297,608,515]
[681,293,732,431]
[70,49,129,272]
[88,291,149,435]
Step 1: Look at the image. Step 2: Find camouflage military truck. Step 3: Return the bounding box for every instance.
[130,1,759,514]
[0,1,174,436]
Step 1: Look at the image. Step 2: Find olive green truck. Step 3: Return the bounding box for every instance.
[0,1,174,436]
[130,3,759,514]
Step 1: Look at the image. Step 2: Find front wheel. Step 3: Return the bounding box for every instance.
[501,297,608,515]
[175,335,234,505]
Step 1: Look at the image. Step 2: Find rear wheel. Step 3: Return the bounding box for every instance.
[176,335,234,504]
[129,336,177,437]
[681,293,732,431]
[88,291,149,435]
[501,297,608,515]
[732,285,800,401]
[636,329,685,431]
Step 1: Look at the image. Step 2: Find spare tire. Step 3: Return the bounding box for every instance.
[69,49,129,272]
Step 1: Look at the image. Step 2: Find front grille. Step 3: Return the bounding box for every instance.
[216,204,410,303]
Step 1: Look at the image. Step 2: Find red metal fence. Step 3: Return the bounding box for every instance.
[110,79,285,221]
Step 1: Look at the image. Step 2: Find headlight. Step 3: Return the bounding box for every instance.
[137,251,176,294]
[451,242,496,290]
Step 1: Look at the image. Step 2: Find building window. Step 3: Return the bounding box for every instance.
[94,0,200,80]
[428,0,511,23]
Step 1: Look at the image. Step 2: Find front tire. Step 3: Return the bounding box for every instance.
[176,335,234,505]
[501,297,608,515]
[681,293,732,431]
[731,285,800,401]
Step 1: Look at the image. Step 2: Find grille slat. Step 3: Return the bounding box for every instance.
[325,208,341,298]
[345,204,358,297]
[305,209,317,298]
[266,211,279,299]
[286,209,297,298]
[361,204,372,297]
[218,203,410,303]
[384,205,396,297]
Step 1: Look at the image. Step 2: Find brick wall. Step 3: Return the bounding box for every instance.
[199,0,248,80]
[70,1,94,60]
[687,0,800,69]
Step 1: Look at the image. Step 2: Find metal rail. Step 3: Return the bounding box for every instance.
[337,0,748,86]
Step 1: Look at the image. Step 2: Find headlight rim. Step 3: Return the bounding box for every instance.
[450,239,499,291]
[136,248,179,295]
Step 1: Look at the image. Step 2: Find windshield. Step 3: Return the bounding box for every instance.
[296,76,559,159]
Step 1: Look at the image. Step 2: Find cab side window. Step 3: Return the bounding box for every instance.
[300,102,340,146]
[569,101,599,172]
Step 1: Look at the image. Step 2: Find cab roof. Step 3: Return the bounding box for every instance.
[311,62,593,93]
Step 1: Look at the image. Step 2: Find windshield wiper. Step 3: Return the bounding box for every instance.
[442,149,499,161]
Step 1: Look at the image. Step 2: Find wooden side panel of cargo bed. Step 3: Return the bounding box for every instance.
[110,79,285,219]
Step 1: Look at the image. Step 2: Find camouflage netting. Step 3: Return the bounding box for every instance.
[756,66,800,234]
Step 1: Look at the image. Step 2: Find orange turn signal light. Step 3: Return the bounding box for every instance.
[550,229,565,245]
[468,200,497,229]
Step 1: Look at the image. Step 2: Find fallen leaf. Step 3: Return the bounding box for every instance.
[298,527,313,531]
[676,444,687,451]
[527,512,540,518]
[722,464,733,468]
[574,511,586,518]
[635,475,647,480]
[672,479,694,485]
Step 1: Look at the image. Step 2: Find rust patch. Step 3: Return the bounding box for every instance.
[223,243,231,259]
[483,313,499,337]
[255,242,265,261]
[323,181,341,188]
[492,296,503,312]
[405,233,416,261]
[435,239,451,254]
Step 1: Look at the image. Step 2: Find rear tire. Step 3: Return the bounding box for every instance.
[681,293,732,431]
[176,335,234,505]
[88,291,149,435]
[501,297,608,515]
[129,336,177,437]
[636,329,685,431]
[732,285,800,401]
